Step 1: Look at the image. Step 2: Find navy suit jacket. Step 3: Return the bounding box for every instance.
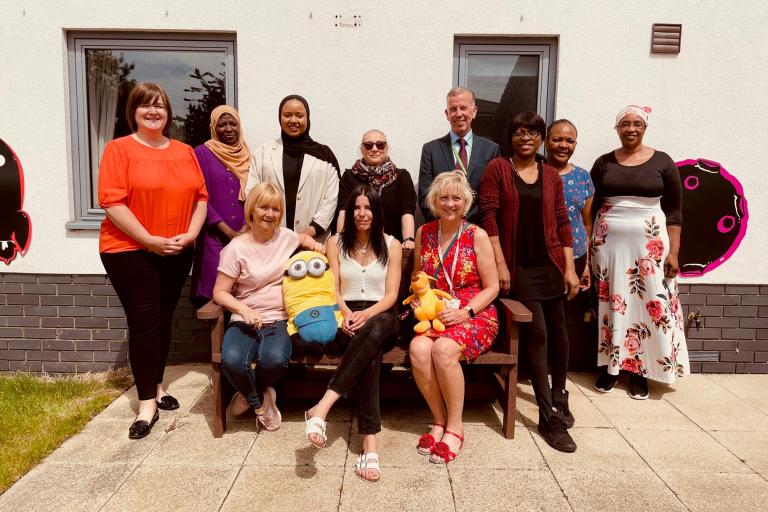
[418,133,500,223]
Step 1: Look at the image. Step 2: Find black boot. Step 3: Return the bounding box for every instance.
[552,388,575,428]
[538,409,577,453]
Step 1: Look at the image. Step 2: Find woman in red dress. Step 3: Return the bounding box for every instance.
[409,171,499,464]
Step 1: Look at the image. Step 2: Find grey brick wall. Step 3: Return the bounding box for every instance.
[0,273,209,373]
[2,273,767,374]
[679,284,768,374]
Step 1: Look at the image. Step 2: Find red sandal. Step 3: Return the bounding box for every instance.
[429,430,464,464]
[416,423,445,456]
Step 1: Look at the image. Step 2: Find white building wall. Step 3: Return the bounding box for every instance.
[0,0,765,283]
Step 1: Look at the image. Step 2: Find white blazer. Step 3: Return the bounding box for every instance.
[245,138,339,240]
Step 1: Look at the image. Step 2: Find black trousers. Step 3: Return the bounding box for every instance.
[328,301,398,435]
[101,249,193,400]
[520,295,569,415]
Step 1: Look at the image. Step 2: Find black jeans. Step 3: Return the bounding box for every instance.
[328,301,398,435]
[101,249,193,401]
[520,295,569,415]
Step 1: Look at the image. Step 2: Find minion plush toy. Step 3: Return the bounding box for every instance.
[283,251,343,355]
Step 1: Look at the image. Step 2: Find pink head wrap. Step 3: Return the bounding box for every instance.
[615,105,652,128]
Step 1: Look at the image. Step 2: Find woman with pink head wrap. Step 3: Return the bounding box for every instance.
[589,104,689,400]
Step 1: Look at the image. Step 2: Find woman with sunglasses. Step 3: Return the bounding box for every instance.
[479,111,579,453]
[336,130,417,249]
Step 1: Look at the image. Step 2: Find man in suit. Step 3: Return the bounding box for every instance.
[418,87,500,224]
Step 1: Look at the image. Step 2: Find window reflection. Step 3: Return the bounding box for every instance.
[466,54,539,146]
[85,49,226,207]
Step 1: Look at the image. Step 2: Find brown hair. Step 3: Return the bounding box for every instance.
[125,82,172,135]
[243,183,284,231]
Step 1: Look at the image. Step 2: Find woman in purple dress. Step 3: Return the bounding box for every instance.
[191,106,252,308]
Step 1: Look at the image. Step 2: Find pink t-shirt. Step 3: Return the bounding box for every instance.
[217,227,299,324]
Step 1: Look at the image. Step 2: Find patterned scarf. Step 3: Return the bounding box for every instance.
[350,158,399,190]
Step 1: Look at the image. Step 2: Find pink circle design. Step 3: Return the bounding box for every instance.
[717,215,736,233]
[684,175,699,190]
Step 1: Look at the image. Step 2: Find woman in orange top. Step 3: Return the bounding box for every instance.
[98,82,208,439]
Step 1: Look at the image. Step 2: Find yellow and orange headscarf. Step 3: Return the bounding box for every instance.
[204,105,252,201]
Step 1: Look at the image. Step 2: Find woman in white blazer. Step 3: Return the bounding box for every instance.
[246,95,340,246]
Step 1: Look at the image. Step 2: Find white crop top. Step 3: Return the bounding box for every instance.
[338,235,392,302]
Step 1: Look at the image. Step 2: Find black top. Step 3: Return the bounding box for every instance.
[514,172,548,265]
[282,152,302,231]
[512,171,563,301]
[590,150,682,226]
[338,169,417,241]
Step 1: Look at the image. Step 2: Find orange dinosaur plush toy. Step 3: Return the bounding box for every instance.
[402,271,454,333]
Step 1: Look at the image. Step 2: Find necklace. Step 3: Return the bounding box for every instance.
[510,158,538,183]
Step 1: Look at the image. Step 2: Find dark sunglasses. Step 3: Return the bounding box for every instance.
[362,141,387,151]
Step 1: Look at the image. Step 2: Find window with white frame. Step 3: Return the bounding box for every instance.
[454,39,558,151]
[67,32,237,228]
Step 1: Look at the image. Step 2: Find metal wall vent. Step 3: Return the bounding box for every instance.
[651,24,682,54]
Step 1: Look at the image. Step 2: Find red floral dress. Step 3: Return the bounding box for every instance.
[418,221,498,361]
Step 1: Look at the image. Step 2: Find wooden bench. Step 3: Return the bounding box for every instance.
[196,250,532,439]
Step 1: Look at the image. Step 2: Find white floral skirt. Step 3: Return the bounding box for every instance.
[591,196,689,383]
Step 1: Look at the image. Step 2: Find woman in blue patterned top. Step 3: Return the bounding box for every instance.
[546,119,594,290]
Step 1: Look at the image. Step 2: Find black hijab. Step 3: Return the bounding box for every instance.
[278,95,341,178]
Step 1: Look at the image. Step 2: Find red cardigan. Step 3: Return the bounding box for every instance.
[478,157,573,278]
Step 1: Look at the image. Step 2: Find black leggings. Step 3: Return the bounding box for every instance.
[328,301,398,435]
[520,295,569,413]
[101,249,193,400]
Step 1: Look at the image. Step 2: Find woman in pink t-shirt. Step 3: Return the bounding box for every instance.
[213,183,320,431]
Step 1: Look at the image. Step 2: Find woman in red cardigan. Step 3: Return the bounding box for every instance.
[479,111,579,453]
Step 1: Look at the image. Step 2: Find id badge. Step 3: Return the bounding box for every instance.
[444,298,460,310]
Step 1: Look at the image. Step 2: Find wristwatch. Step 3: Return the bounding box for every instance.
[463,306,475,318]
[403,237,415,242]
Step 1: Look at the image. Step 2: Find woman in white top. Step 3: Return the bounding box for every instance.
[245,94,340,244]
[212,183,317,432]
[304,185,403,483]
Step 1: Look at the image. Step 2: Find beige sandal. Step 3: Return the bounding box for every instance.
[354,452,381,482]
[255,387,281,432]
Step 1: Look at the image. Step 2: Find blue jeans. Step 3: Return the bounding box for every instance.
[221,321,292,409]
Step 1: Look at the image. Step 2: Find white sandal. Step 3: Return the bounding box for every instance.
[304,411,327,448]
[354,452,381,482]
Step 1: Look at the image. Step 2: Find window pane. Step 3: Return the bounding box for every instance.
[466,54,539,146]
[85,49,226,208]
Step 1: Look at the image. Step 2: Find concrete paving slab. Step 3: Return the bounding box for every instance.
[450,467,571,511]
[244,420,351,467]
[657,470,768,512]
[551,467,687,512]
[533,427,648,472]
[450,423,546,470]
[621,429,754,473]
[648,373,734,400]
[664,395,768,431]
[101,465,238,512]
[704,374,768,400]
[710,430,768,473]
[45,419,159,465]
[142,420,255,467]
[0,463,134,512]
[339,465,453,512]
[221,465,343,512]
[592,394,700,430]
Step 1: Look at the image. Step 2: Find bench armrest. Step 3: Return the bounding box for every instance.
[196,301,223,321]
[499,298,533,323]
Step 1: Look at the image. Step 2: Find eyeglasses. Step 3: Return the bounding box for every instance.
[362,141,387,151]
[512,129,540,139]
[618,121,645,130]
[138,104,167,111]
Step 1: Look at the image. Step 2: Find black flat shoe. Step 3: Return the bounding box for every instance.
[156,395,180,410]
[128,410,159,439]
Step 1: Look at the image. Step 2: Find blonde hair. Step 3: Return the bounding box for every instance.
[243,183,284,230]
[426,171,474,218]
